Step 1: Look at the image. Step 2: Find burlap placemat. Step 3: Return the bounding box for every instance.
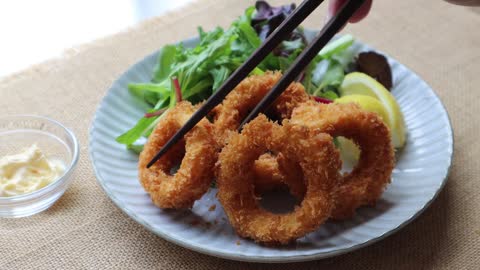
[1,0,479,269]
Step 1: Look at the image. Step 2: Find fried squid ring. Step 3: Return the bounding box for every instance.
[212,71,310,145]
[291,102,394,219]
[212,71,310,195]
[139,101,217,209]
[216,115,341,244]
[253,153,305,199]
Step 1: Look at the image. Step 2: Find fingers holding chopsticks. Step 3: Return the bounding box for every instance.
[328,0,372,23]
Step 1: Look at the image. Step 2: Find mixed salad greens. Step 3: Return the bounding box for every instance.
[116,1,369,152]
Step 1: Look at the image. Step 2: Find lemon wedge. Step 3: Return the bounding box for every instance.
[339,72,406,148]
[335,95,391,127]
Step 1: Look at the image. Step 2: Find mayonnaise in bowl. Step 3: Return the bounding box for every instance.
[0,144,65,197]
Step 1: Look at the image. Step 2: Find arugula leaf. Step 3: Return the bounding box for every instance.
[128,82,170,107]
[234,9,261,49]
[318,34,354,59]
[311,59,330,86]
[281,39,304,52]
[127,144,144,154]
[319,60,344,89]
[152,45,177,82]
[198,26,207,41]
[128,82,170,97]
[251,67,265,75]
[116,116,158,145]
[318,88,339,100]
[303,35,355,96]
[197,26,223,46]
[312,59,344,96]
[210,66,231,92]
[301,54,323,93]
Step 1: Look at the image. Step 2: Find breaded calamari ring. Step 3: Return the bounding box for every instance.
[212,71,310,145]
[212,71,310,194]
[216,115,341,244]
[253,153,305,199]
[139,101,217,209]
[291,102,394,219]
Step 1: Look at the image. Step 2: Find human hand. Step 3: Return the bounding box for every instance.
[327,0,373,23]
[444,0,480,5]
[327,0,480,24]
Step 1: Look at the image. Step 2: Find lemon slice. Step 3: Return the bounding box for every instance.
[339,72,406,148]
[335,95,392,128]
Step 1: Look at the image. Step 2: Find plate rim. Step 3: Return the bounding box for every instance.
[88,33,454,263]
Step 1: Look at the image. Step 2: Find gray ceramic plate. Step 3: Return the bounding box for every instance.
[89,31,453,263]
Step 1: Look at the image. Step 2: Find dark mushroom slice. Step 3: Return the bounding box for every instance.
[356,51,393,90]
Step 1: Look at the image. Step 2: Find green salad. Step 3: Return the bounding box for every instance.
[116,1,359,152]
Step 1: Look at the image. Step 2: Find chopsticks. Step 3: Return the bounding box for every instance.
[239,0,366,129]
[147,0,365,168]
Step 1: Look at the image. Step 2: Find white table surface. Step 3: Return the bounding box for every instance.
[0,0,193,78]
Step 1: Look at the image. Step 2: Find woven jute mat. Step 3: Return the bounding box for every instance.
[1,0,479,269]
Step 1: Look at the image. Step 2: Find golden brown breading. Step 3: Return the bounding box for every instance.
[253,152,305,199]
[139,101,217,209]
[212,71,311,198]
[213,71,310,145]
[216,115,341,244]
[291,102,395,219]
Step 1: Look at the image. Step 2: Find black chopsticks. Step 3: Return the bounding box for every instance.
[239,0,366,129]
[147,0,364,168]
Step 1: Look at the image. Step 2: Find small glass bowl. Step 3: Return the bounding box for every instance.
[0,115,79,218]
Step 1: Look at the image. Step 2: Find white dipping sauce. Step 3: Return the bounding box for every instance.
[0,144,65,197]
